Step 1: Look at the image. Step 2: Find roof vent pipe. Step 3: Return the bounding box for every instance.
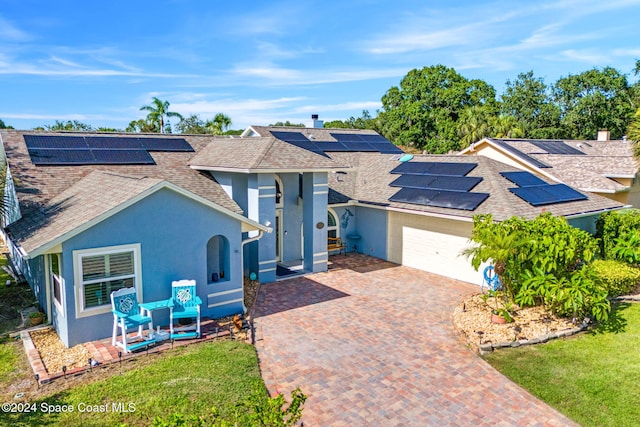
[311,114,324,129]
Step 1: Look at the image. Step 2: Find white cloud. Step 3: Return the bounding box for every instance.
[0,16,31,41]
[557,49,612,64]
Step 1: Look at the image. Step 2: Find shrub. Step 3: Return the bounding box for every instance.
[596,209,640,261]
[592,259,640,297]
[466,212,609,320]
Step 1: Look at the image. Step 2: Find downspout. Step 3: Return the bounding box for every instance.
[240,228,270,312]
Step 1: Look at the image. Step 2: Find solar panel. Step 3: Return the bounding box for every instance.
[24,134,89,149]
[492,140,551,168]
[85,136,144,150]
[389,188,438,205]
[271,131,310,142]
[390,174,482,192]
[313,141,350,152]
[287,140,325,155]
[28,148,96,165]
[391,162,477,176]
[91,149,155,164]
[389,188,488,211]
[330,133,365,142]
[428,191,489,210]
[340,141,378,152]
[138,137,193,152]
[510,184,587,206]
[500,171,547,187]
[378,145,404,154]
[359,134,389,143]
[528,140,585,155]
[552,184,588,202]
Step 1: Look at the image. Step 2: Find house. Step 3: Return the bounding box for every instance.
[0,123,625,346]
[240,124,623,284]
[458,131,640,208]
[0,130,271,346]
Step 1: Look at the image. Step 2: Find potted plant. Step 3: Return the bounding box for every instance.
[482,291,516,324]
[29,311,45,326]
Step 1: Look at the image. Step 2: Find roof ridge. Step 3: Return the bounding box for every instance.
[250,137,275,169]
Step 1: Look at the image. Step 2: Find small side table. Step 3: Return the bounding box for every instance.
[346,234,362,253]
[139,299,173,339]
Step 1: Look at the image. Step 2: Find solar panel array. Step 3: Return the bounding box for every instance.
[270,131,403,155]
[24,135,194,166]
[528,140,585,155]
[492,140,551,168]
[502,170,588,206]
[388,161,489,211]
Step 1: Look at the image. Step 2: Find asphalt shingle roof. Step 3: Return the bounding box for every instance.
[327,152,624,221]
[1,130,244,253]
[189,136,348,171]
[487,138,638,192]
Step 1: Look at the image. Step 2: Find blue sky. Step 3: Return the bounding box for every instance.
[1,0,639,131]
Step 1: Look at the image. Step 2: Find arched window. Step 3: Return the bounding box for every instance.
[327,209,338,240]
[207,235,230,283]
[275,175,284,208]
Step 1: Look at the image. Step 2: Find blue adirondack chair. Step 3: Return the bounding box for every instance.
[111,287,153,353]
[169,280,202,340]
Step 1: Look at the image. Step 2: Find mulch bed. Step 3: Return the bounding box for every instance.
[453,294,576,351]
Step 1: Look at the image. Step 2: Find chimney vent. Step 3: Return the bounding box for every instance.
[311,114,324,129]
[597,130,610,141]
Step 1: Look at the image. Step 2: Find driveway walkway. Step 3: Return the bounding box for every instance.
[253,255,577,426]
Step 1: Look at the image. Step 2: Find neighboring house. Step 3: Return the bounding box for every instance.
[0,124,625,346]
[458,131,640,208]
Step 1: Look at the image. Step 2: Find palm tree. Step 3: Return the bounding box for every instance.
[458,106,491,148]
[463,216,523,299]
[139,97,183,134]
[204,113,232,135]
[491,115,524,138]
[629,107,640,160]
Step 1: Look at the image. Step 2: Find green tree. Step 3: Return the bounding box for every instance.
[628,107,640,158]
[379,65,497,153]
[96,127,119,132]
[490,115,524,138]
[44,120,92,131]
[553,67,635,139]
[0,118,14,129]
[126,119,157,133]
[324,110,380,131]
[465,213,609,321]
[269,121,305,127]
[175,114,206,134]
[140,97,183,134]
[457,105,492,147]
[205,113,232,135]
[500,71,562,138]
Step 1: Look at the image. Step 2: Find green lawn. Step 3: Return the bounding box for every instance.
[483,302,640,427]
[3,341,267,427]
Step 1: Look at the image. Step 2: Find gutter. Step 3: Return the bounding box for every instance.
[564,205,630,219]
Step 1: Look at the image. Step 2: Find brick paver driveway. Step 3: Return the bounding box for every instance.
[253,255,576,426]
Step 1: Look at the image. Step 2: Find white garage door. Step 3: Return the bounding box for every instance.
[401,226,481,284]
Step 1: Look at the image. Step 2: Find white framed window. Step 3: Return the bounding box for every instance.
[49,253,64,313]
[73,244,142,318]
[328,209,339,240]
